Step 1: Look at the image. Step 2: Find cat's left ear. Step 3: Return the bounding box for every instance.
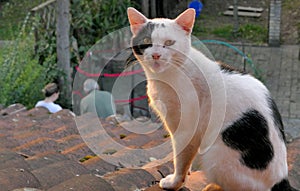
[127,7,148,36]
[175,8,195,34]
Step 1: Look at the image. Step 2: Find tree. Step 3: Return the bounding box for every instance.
[56,0,72,107]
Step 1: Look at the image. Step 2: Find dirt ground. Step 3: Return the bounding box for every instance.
[195,0,299,45]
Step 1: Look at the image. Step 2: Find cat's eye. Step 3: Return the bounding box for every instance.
[143,37,152,44]
[164,40,175,46]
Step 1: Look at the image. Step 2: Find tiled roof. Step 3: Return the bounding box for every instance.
[0,103,299,191]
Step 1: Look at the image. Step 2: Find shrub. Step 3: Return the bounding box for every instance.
[0,33,54,108]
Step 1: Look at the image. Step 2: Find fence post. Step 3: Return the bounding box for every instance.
[141,0,150,17]
[268,0,282,47]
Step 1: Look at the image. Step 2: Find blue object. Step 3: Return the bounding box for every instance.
[188,0,203,18]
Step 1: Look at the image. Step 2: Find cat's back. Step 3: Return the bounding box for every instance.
[220,66,269,107]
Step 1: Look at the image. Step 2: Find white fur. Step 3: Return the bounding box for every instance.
[128,8,288,191]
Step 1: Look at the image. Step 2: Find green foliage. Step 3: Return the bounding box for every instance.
[119,134,127,139]
[0,0,47,40]
[238,24,268,44]
[212,25,233,39]
[194,23,267,44]
[71,0,135,61]
[0,34,52,108]
[79,155,95,162]
[0,0,136,109]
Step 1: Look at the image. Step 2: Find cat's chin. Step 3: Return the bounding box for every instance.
[148,60,169,73]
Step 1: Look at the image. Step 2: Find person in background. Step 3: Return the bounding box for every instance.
[35,83,62,113]
[80,78,116,118]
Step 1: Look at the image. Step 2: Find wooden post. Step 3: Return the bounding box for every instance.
[150,0,156,18]
[268,0,281,47]
[141,0,150,17]
[233,0,239,34]
[56,0,72,107]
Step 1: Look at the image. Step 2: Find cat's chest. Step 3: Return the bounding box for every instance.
[147,77,199,104]
[147,80,178,101]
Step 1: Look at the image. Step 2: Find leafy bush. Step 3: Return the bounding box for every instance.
[212,25,233,39]
[0,0,136,109]
[238,24,267,44]
[71,0,135,61]
[0,34,52,108]
[0,0,46,40]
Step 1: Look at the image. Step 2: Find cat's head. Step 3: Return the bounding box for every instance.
[127,7,195,74]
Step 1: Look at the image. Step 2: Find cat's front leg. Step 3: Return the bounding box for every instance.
[160,136,200,190]
[159,173,186,190]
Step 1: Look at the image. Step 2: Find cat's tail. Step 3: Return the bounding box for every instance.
[271,179,299,191]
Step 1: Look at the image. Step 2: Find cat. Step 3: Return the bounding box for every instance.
[127,7,298,191]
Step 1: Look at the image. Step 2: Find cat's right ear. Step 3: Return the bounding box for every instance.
[127,7,148,36]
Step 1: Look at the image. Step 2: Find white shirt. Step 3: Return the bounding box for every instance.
[35,101,62,113]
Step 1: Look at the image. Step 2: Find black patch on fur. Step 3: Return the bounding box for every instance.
[267,96,286,142]
[127,22,166,68]
[222,109,274,170]
[131,22,156,55]
[271,179,298,191]
[218,61,247,75]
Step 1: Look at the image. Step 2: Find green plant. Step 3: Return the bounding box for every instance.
[238,24,267,44]
[79,155,95,162]
[0,0,137,109]
[71,0,136,61]
[0,33,50,108]
[0,0,47,40]
[120,134,127,139]
[212,25,233,39]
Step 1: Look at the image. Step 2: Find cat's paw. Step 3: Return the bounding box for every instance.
[159,174,184,190]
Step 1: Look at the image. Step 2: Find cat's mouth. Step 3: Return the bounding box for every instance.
[149,60,167,73]
[153,61,161,69]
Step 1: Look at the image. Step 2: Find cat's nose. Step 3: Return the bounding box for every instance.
[152,53,161,60]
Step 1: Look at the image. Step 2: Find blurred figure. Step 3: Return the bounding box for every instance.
[80,78,116,118]
[188,0,203,18]
[35,83,62,113]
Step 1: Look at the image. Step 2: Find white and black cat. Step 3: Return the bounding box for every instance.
[127,7,298,191]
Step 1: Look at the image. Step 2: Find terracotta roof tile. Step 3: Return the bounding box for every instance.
[103,168,156,191]
[0,103,299,190]
[0,103,27,116]
[47,174,114,191]
[0,150,30,170]
[13,137,59,157]
[32,160,90,189]
[60,142,95,161]
[0,167,41,191]
[81,156,118,175]
[26,151,69,170]
[0,134,20,149]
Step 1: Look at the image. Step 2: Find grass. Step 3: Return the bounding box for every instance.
[193,23,268,44]
[282,0,300,9]
[211,25,233,39]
